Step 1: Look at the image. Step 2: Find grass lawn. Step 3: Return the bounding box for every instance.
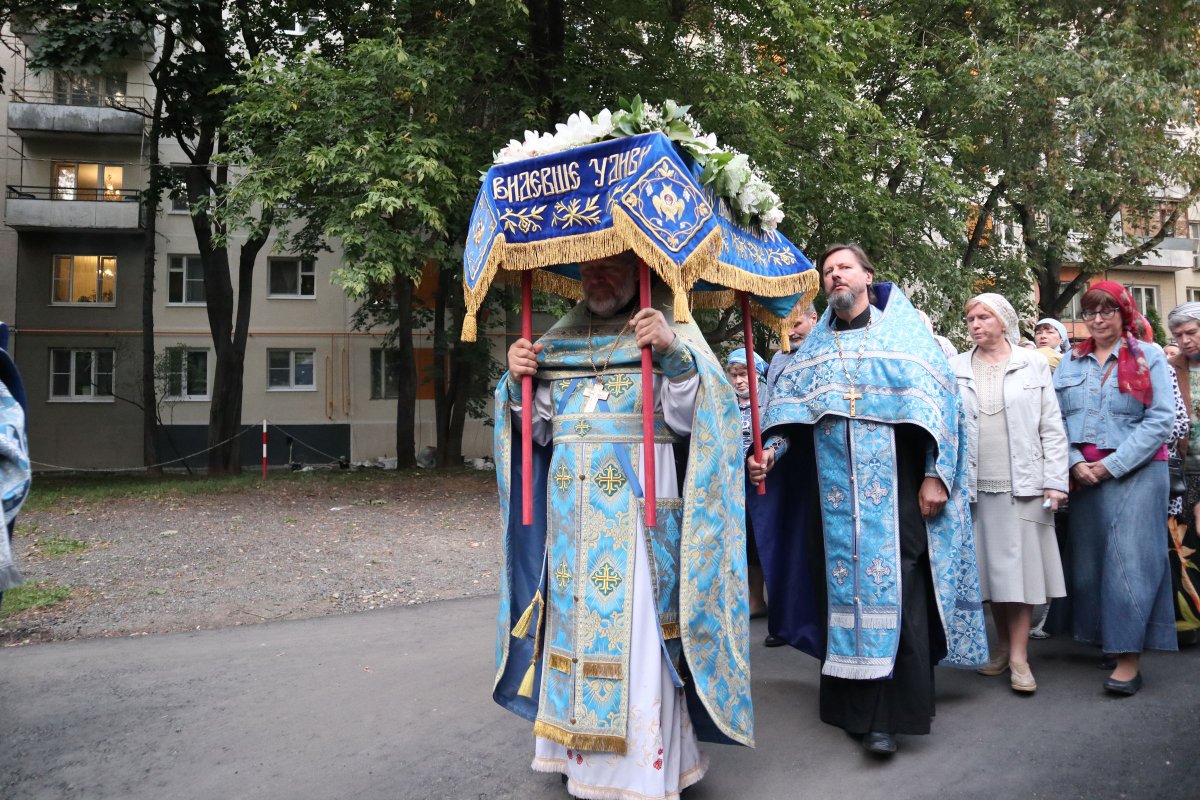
[0,581,72,617]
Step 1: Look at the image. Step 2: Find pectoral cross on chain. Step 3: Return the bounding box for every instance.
[843,386,863,418]
[582,381,609,413]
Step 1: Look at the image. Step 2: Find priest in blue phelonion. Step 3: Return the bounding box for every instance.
[747,243,988,758]
[496,251,753,800]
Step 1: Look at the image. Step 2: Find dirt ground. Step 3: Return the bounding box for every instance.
[0,469,503,646]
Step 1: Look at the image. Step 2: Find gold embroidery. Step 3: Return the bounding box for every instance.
[499,204,546,234]
[590,562,623,596]
[553,464,573,492]
[549,652,572,674]
[661,621,680,640]
[581,662,624,679]
[594,463,626,496]
[532,720,627,755]
[555,561,573,590]
[552,196,602,228]
[603,373,634,397]
[574,419,591,436]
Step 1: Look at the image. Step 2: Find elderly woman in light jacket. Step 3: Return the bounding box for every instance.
[951,294,1069,694]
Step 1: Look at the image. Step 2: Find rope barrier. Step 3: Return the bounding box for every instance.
[30,424,257,473]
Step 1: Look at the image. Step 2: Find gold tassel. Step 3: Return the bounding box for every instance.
[517,661,537,698]
[510,590,540,639]
[673,290,691,324]
[460,312,478,343]
[515,586,547,698]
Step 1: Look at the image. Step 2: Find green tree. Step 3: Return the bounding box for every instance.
[21,0,299,475]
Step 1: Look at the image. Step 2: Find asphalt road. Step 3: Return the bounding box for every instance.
[1,596,1195,800]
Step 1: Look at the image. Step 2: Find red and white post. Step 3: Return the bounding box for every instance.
[261,419,268,479]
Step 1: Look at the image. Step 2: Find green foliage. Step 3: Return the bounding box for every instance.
[32,536,91,558]
[0,581,72,617]
[1145,306,1169,348]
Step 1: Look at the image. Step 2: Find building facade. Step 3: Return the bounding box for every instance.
[0,28,493,472]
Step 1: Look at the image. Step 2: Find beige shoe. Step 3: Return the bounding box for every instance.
[977,652,1010,676]
[1010,661,1037,693]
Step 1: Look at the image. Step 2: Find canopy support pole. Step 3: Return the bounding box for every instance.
[639,261,657,528]
[521,272,534,525]
[740,292,766,496]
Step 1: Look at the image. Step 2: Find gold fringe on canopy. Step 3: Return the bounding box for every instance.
[702,254,820,300]
[461,231,508,343]
[533,720,627,755]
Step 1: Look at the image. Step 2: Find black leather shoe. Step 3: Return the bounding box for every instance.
[1104,673,1143,696]
[764,634,785,647]
[863,732,897,756]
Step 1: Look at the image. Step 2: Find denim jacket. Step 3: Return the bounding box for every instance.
[1052,339,1174,479]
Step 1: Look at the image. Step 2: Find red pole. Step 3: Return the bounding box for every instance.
[261,419,267,480]
[739,293,766,496]
[639,262,657,528]
[521,272,534,525]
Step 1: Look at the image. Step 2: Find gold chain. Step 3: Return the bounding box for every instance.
[586,314,630,381]
[832,316,872,390]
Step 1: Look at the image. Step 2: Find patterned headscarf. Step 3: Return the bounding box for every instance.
[1072,280,1153,405]
[1034,318,1070,354]
[726,347,767,379]
[1167,302,1200,332]
[968,293,1020,345]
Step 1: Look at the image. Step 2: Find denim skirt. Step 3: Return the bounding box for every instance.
[1067,459,1178,653]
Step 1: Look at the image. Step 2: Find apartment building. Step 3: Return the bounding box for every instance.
[0,28,491,472]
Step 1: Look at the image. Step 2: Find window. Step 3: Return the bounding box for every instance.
[1127,285,1159,316]
[1059,282,1083,321]
[52,162,125,201]
[167,256,206,304]
[164,348,209,399]
[268,258,316,298]
[1187,288,1200,304]
[267,349,315,390]
[52,72,127,107]
[1191,222,1200,271]
[370,348,402,399]
[168,166,190,212]
[50,349,114,400]
[1123,202,1189,239]
[52,255,117,304]
[281,15,309,35]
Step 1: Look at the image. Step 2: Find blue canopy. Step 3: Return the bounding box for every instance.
[462,132,817,341]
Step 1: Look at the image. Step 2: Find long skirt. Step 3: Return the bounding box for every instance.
[972,493,1066,605]
[531,521,707,800]
[1067,459,1177,654]
[1171,472,1200,640]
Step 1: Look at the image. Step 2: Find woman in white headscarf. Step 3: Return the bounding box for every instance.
[950,294,1069,693]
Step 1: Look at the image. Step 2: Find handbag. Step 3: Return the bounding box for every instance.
[1168,454,1187,499]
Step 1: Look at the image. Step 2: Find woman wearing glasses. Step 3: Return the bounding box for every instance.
[1053,282,1178,695]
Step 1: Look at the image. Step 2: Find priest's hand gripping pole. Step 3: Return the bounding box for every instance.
[739,292,766,496]
[639,261,657,528]
[521,272,534,525]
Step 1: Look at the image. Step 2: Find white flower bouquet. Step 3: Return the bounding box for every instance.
[492,96,785,233]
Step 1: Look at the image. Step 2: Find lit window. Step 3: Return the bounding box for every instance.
[268,258,316,298]
[267,349,315,390]
[50,349,114,400]
[370,348,401,399]
[1059,283,1082,321]
[164,348,209,399]
[52,162,125,201]
[167,255,206,304]
[52,255,117,304]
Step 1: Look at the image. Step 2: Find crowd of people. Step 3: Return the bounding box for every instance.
[492,246,1198,800]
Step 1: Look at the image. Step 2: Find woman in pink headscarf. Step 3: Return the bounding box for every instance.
[1053,282,1177,696]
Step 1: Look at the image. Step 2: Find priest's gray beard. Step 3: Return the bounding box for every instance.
[586,282,637,318]
[828,287,860,315]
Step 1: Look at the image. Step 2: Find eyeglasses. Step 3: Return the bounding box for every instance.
[1080,308,1120,321]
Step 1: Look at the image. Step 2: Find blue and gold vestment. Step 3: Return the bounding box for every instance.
[492,299,754,752]
[753,285,988,678]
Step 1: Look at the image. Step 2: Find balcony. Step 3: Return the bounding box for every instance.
[6,87,150,140]
[5,185,145,233]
